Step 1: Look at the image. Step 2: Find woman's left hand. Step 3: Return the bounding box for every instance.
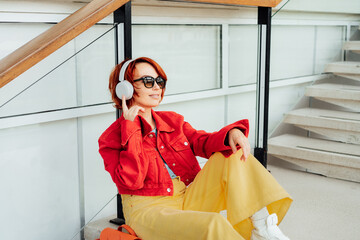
[228,128,250,161]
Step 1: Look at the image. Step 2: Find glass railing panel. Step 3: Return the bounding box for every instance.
[227,90,258,148]
[0,23,115,118]
[268,0,358,136]
[228,24,258,87]
[73,24,116,106]
[347,25,360,62]
[133,24,221,95]
[314,25,346,74]
[268,2,319,133]
[350,25,360,40]
[227,23,259,147]
[0,23,52,58]
[0,22,77,117]
[270,25,316,80]
[0,47,78,117]
[270,1,351,81]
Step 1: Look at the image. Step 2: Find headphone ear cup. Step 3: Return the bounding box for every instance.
[115,80,134,100]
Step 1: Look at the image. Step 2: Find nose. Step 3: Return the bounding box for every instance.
[153,81,160,90]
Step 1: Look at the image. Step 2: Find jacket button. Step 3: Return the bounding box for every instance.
[161,146,164,149]
[167,188,171,192]
[172,163,176,166]
[149,134,154,138]
[184,142,188,146]
[186,179,189,182]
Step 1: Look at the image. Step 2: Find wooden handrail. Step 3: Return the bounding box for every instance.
[0,0,129,88]
[183,0,282,7]
[0,0,283,88]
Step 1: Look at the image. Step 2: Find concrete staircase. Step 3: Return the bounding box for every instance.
[343,41,360,54]
[325,61,360,81]
[305,83,360,111]
[269,134,360,182]
[283,108,360,145]
[268,27,360,183]
[84,215,119,240]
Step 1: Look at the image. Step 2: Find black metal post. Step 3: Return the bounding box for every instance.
[254,7,272,167]
[110,1,132,226]
[114,1,132,119]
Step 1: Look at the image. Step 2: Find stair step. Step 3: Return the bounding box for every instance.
[305,83,360,110]
[324,61,360,81]
[84,215,118,240]
[268,134,360,182]
[343,41,360,54]
[284,108,360,144]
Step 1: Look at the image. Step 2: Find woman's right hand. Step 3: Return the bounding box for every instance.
[122,96,145,121]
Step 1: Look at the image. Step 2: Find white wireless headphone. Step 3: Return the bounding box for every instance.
[115,59,135,100]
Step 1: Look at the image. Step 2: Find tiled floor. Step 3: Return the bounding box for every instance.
[267,163,360,240]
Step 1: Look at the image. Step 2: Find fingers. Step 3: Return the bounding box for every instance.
[229,138,237,154]
[122,96,146,121]
[230,133,250,161]
[240,153,246,162]
[238,139,250,161]
[129,106,145,117]
[241,144,250,161]
[123,105,145,121]
[122,96,128,112]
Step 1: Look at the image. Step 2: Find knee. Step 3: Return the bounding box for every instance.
[204,213,235,238]
[228,150,257,164]
[207,213,229,230]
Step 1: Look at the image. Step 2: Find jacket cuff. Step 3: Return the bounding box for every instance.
[223,120,249,145]
[233,119,249,137]
[120,118,142,146]
[219,119,249,148]
[220,119,249,157]
[204,119,249,158]
[223,119,249,139]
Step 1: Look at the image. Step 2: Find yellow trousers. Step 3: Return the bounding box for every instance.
[121,150,292,240]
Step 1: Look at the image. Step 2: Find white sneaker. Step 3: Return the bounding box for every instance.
[251,213,290,240]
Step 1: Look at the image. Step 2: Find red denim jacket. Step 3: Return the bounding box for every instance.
[98,109,249,196]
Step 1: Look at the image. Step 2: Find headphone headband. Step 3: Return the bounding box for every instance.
[119,59,135,83]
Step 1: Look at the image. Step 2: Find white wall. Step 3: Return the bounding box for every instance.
[0,0,359,239]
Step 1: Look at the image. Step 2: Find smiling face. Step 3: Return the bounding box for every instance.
[132,62,164,110]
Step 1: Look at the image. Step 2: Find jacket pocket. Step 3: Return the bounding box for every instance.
[170,137,192,152]
[169,137,197,169]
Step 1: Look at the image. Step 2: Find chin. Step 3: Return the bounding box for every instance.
[151,102,160,108]
[142,101,159,109]
[149,98,161,105]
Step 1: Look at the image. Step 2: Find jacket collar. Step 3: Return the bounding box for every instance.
[131,109,175,136]
[151,109,175,133]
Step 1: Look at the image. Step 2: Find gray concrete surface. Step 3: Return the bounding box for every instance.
[268,163,360,240]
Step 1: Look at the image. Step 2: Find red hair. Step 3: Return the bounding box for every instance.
[109,57,167,109]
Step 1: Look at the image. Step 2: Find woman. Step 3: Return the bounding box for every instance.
[98,57,292,240]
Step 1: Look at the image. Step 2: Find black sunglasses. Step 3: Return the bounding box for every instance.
[133,76,166,89]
